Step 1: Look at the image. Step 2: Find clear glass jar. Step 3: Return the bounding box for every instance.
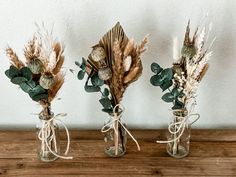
[166,109,191,158]
[36,112,60,162]
[103,111,127,157]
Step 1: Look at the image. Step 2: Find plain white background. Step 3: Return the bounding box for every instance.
[0,0,235,129]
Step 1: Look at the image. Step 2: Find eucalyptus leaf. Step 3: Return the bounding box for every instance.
[20,82,32,93]
[161,68,173,81]
[172,87,181,98]
[80,58,87,70]
[77,70,85,80]
[160,80,173,91]
[151,63,163,74]
[150,75,163,86]
[21,67,32,80]
[29,85,47,98]
[11,77,28,85]
[103,88,109,97]
[99,97,112,109]
[161,92,174,103]
[5,69,10,79]
[102,108,113,114]
[91,74,104,86]
[31,93,48,102]
[84,85,100,92]
[75,61,80,67]
[8,65,20,78]
[172,99,184,110]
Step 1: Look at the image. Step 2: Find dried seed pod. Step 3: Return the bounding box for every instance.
[28,58,44,74]
[181,45,196,58]
[91,46,106,62]
[39,72,55,89]
[98,67,112,80]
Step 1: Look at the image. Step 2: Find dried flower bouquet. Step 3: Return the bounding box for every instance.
[150,21,214,158]
[76,22,147,157]
[5,27,71,161]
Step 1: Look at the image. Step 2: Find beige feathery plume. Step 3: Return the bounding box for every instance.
[197,63,209,82]
[52,55,64,75]
[52,42,64,75]
[124,38,134,58]
[24,36,40,63]
[6,47,25,69]
[48,73,64,102]
[123,36,147,85]
[136,35,148,56]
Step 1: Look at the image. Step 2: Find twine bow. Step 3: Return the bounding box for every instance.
[101,104,140,151]
[38,113,73,160]
[156,102,200,144]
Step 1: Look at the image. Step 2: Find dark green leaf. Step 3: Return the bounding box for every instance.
[75,61,80,67]
[103,88,109,97]
[20,67,32,80]
[5,69,11,79]
[20,82,32,93]
[151,63,163,74]
[150,75,163,86]
[77,70,85,80]
[172,99,184,110]
[161,68,173,81]
[80,58,87,70]
[161,92,174,102]
[160,80,173,91]
[29,85,47,98]
[172,87,181,98]
[84,85,100,92]
[102,108,113,114]
[91,74,104,86]
[11,77,28,85]
[31,93,48,102]
[99,97,112,109]
[8,65,20,78]
[27,80,36,88]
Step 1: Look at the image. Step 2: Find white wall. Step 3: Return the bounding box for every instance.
[0,0,235,129]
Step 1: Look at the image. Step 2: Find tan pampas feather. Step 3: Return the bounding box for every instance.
[197,63,209,82]
[52,43,65,75]
[48,73,64,102]
[6,47,25,69]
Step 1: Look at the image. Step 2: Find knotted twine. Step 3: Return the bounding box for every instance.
[101,104,140,151]
[38,113,73,160]
[156,101,200,144]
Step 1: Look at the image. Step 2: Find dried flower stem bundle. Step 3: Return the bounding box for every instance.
[77,22,148,112]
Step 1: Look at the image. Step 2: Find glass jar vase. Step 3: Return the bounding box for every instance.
[166,109,191,158]
[36,112,60,162]
[103,110,127,157]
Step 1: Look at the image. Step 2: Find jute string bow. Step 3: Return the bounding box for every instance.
[38,113,73,159]
[101,104,140,151]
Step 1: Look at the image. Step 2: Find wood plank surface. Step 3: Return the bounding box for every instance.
[0,129,235,176]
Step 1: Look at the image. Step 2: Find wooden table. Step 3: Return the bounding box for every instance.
[0,130,235,176]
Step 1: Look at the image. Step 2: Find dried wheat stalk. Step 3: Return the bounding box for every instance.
[6,47,25,69]
[24,36,41,63]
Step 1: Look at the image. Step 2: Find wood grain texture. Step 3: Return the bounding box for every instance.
[0,129,235,176]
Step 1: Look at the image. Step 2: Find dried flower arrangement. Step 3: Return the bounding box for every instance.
[150,21,213,111]
[76,22,147,157]
[5,26,71,161]
[150,21,214,158]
